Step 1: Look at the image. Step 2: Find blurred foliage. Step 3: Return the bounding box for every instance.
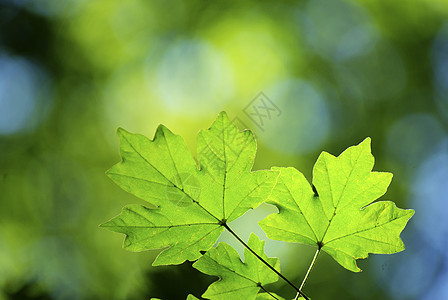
[0,0,447,299]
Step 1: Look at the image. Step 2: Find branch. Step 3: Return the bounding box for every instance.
[294,247,321,300]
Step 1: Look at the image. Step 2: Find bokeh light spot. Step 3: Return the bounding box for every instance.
[300,0,377,61]
[153,38,234,117]
[258,79,330,154]
[0,54,52,135]
[412,140,448,252]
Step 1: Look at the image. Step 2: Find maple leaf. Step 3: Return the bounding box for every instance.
[193,233,279,300]
[101,112,279,266]
[259,138,414,272]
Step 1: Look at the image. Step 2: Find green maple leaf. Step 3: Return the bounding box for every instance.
[193,233,279,300]
[101,112,279,266]
[259,138,414,272]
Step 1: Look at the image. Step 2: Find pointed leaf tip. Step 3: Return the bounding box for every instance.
[216,111,233,127]
[218,111,229,119]
[155,123,169,131]
[363,137,372,144]
[116,127,128,136]
[357,137,372,150]
[154,123,171,139]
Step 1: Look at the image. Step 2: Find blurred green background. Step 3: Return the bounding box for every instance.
[1,0,447,299]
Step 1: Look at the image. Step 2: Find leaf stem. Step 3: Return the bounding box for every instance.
[294,247,321,300]
[223,224,310,300]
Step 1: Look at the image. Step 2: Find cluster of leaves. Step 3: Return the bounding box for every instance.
[101,112,414,300]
